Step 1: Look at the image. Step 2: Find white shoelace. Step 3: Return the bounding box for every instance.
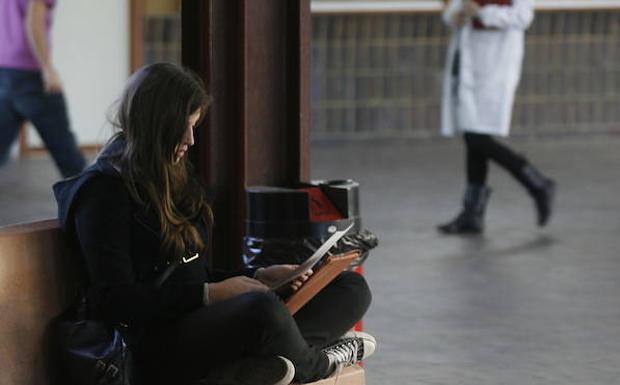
[325,338,362,369]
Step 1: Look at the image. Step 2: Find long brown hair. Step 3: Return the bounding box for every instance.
[112,63,211,262]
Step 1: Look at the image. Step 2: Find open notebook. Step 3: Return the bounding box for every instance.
[269,223,361,314]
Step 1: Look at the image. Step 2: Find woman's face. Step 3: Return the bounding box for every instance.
[174,109,201,164]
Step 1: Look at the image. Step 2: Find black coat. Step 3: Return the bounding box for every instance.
[53,137,255,328]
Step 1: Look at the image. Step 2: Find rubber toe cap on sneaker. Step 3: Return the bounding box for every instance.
[275,356,295,385]
[342,331,376,360]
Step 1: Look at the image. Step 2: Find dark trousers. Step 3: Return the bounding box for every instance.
[464,132,526,186]
[0,68,85,177]
[136,271,371,385]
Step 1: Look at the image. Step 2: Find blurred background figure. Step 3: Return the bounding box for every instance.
[437,0,556,235]
[0,0,85,178]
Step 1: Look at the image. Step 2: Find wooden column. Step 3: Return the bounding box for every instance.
[182,0,311,270]
[129,0,145,72]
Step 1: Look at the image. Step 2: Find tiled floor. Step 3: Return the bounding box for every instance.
[2,135,620,384]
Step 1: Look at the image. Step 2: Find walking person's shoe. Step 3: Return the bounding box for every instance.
[517,164,556,226]
[322,331,376,377]
[200,355,295,385]
[437,185,492,234]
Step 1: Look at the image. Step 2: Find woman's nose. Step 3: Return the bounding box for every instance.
[186,127,195,146]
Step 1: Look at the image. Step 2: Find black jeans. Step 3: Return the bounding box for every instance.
[464,133,526,185]
[135,271,371,385]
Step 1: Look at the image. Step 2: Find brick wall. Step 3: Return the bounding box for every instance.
[311,10,620,139]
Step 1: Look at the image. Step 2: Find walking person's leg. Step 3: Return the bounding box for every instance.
[465,133,490,186]
[12,71,85,177]
[465,133,556,226]
[0,96,23,166]
[0,70,25,166]
[438,133,492,234]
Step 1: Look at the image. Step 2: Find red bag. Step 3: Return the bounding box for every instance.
[472,0,512,30]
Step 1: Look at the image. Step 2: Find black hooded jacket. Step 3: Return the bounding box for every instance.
[53,137,255,327]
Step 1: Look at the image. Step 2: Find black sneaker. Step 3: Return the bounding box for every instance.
[200,355,295,385]
[322,331,376,376]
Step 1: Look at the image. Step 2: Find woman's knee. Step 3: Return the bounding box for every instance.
[332,271,372,315]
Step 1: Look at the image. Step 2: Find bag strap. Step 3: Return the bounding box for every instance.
[153,260,181,287]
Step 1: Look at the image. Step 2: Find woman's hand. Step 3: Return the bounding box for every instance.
[42,66,63,93]
[255,264,314,291]
[208,276,268,303]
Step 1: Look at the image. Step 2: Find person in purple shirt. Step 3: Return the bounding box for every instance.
[0,0,85,177]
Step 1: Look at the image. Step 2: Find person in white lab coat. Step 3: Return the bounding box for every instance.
[438,0,556,234]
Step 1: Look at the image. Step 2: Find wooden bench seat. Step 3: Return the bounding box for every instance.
[0,219,79,385]
[0,219,365,385]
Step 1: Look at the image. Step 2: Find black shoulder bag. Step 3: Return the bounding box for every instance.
[53,262,179,385]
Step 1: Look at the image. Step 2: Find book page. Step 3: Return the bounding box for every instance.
[269,223,354,290]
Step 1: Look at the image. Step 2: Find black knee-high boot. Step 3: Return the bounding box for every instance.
[514,164,556,226]
[462,133,556,227]
[438,185,492,234]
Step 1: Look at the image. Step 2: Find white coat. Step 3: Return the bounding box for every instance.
[440,0,534,137]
